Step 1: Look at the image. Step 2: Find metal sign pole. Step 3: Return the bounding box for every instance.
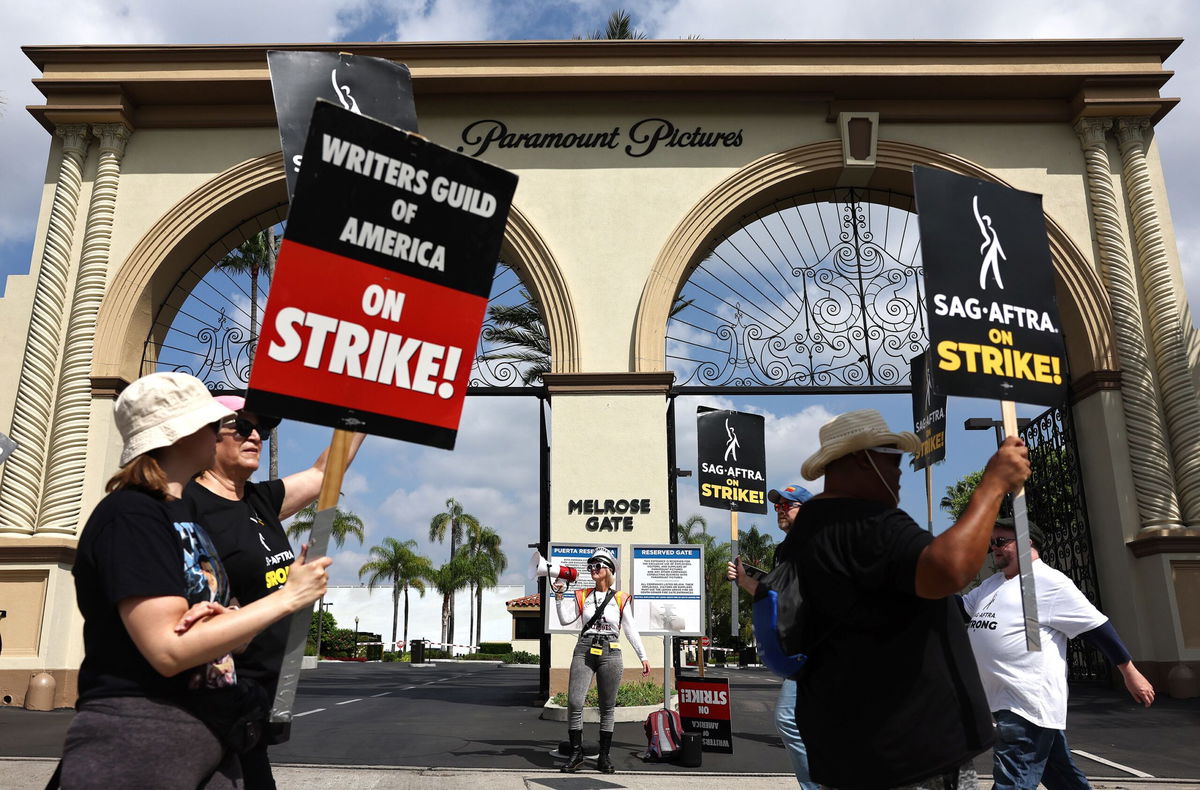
[1000,401,1041,652]
[663,635,672,710]
[270,429,353,723]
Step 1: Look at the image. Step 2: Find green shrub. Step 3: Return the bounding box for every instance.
[400,651,411,663]
[550,680,664,708]
[321,628,358,658]
[424,648,449,660]
[502,651,539,665]
[478,642,513,654]
[382,651,398,662]
[362,643,383,661]
[304,642,317,657]
[458,652,505,661]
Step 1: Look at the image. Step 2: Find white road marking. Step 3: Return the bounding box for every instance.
[370,692,391,697]
[293,708,325,718]
[337,698,363,705]
[1070,749,1154,778]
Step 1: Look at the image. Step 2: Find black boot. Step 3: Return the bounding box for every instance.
[561,729,585,773]
[597,731,615,774]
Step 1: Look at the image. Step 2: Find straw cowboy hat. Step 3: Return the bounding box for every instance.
[115,372,234,466]
[801,409,921,481]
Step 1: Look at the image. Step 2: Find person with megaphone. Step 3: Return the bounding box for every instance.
[551,547,649,774]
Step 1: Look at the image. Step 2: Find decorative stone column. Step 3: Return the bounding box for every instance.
[1074,118,1181,530]
[38,124,132,535]
[1116,118,1200,527]
[0,125,91,535]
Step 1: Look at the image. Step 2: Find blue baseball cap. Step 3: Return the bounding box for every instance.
[767,485,813,505]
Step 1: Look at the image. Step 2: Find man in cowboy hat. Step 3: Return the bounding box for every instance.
[784,408,1029,790]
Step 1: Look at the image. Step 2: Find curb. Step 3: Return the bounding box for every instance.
[540,694,678,723]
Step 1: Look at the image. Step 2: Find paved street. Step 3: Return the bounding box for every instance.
[2,661,1197,782]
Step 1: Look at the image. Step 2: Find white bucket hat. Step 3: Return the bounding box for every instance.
[114,372,235,466]
[800,409,921,481]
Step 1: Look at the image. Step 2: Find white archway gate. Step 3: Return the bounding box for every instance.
[1,40,1197,706]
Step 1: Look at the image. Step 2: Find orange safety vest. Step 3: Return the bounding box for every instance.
[574,588,630,625]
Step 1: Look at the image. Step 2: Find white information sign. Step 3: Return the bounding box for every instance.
[630,544,705,637]
[544,542,621,635]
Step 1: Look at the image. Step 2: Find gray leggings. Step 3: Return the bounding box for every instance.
[60,695,241,789]
[567,635,624,733]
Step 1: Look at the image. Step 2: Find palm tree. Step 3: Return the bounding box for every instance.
[581,9,647,40]
[286,502,365,548]
[425,555,474,648]
[463,524,508,647]
[476,289,550,385]
[358,538,432,647]
[940,470,985,521]
[216,226,282,477]
[675,513,708,543]
[674,514,731,638]
[429,498,481,643]
[737,525,776,571]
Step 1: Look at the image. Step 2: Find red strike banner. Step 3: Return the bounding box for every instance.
[252,241,486,431]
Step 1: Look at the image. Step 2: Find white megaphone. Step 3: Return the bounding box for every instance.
[529,551,579,586]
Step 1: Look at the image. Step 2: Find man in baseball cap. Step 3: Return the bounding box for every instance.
[782,409,1030,789]
[729,481,816,787]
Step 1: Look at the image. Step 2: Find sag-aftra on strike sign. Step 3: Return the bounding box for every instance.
[246,101,518,449]
[914,166,1066,407]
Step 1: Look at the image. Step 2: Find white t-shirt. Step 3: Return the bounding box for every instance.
[962,559,1106,729]
[555,587,647,661]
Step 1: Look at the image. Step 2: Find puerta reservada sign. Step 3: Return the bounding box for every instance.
[456,118,744,159]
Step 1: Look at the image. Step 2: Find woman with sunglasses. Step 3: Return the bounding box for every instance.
[183,395,364,789]
[60,372,330,789]
[551,546,650,774]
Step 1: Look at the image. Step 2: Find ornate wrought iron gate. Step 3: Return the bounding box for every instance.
[1021,404,1108,683]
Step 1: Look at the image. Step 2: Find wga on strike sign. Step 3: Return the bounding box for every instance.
[677,675,733,754]
[246,100,518,449]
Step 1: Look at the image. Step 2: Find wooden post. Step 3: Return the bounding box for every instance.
[730,507,739,638]
[925,466,934,532]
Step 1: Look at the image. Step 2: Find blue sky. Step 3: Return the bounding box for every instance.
[2,1,1196,586]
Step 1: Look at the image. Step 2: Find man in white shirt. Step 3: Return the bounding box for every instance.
[962,518,1155,789]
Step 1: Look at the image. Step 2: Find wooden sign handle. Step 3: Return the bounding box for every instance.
[316,429,353,511]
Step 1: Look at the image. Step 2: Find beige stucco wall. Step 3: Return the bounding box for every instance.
[2,45,1197,697]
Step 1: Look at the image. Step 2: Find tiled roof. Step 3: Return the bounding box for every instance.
[506,593,541,609]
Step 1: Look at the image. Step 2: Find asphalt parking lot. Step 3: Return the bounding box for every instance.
[3,661,1197,781]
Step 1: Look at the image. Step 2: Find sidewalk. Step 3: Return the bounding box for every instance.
[4,758,1197,790]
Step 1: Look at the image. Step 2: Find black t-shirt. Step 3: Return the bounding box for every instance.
[74,489,233,704]
[785,498,993,789]
[183,479,294,694]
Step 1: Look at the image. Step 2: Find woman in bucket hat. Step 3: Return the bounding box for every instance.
[58,372,331,789]
[552,546,650,774]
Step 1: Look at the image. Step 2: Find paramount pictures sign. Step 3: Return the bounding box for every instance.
[456,118,744,159]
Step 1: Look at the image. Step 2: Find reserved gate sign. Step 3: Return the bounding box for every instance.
[246,101,518,449]
[914,165,1066,407]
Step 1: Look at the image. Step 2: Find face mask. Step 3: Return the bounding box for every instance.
[865,452,900,506]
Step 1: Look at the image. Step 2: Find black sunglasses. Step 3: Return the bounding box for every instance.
[990,537,1016,548]
[220,416,270,439]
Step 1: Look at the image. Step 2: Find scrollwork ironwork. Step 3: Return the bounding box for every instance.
[669,188,926,392]
[1021,404,1108,684]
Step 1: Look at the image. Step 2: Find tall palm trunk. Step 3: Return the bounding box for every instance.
[402,588,410,649]
[467,582,475,648]
[441,592,452,646]
[390,584,400,644]
[447,527,458,643]
[475,585,484,647]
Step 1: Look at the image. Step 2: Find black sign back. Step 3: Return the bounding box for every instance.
[268,51,419,202]
[910,350,947,471]
[696,408,767,514]
[914,165,1067,407]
